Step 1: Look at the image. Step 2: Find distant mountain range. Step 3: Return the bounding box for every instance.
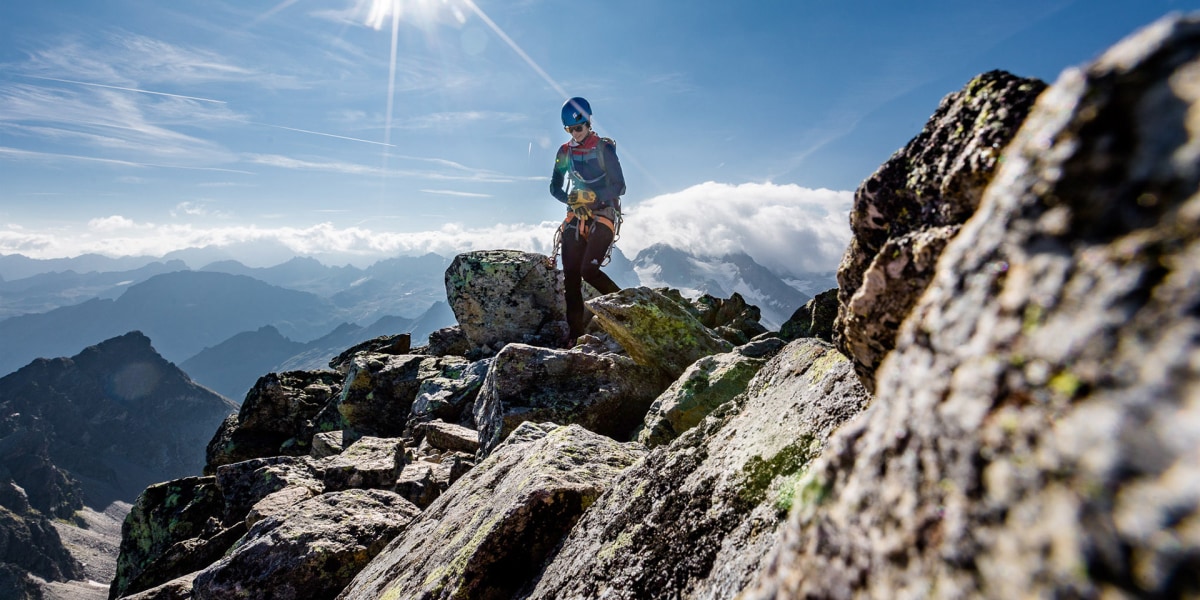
[0,270,348,377]
[0,245,835,393]
[0,259,190,320]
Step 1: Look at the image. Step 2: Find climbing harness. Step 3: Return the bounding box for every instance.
[548,193,622,269]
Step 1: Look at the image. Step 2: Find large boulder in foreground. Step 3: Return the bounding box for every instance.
[444,250,567,352]
[473,343,668,457]
[526,340,870,599]
[587,287,734,380]
[748,14,1200,598]
[192,489,420,600]
[834,69,1047,392]
[340,424,644,600]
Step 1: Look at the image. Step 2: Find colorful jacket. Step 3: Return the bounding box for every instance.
[550,133,626,208]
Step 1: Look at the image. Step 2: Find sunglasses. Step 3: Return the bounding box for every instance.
[565,124,588,133]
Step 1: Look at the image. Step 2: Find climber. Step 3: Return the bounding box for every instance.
[549,96,626,347]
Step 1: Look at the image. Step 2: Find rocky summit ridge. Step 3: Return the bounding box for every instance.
[17,13,1196,600]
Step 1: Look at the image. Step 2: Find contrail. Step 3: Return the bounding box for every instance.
[0,146,254,174]
[253,0,301,26]
[21,75,227,104]
[255,123,396,147]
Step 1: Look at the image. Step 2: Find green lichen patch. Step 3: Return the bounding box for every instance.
[735,436,817,509]
[805,348,847,383]
[597,526,640,563]
[791,468,832,516]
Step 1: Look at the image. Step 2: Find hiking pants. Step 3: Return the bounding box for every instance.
[561,219,621,342]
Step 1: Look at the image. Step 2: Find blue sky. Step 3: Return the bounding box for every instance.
[0,0,1194,274]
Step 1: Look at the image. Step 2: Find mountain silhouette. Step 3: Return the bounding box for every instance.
[0,331,236,506]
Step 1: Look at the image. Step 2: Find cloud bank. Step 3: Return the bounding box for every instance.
[0,182,853,274]
[620,182,853,275]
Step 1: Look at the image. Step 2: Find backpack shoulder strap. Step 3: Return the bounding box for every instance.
[597,137,616,174]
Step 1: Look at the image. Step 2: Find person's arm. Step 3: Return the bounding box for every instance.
[601,140,625,200]
[550,147,570,204]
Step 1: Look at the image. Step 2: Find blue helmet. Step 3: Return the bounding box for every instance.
[561,97,592,126]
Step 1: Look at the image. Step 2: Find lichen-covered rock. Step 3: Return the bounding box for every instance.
[328,334,411,374]
[336,354,426,441]
[444,250,567,351]
[635,350,769,448]
[686,291,770,344]
[193,489,420,600]
[393,462,441,509]
[310,431,344,459]
[736,337,788,360]
[213,457,323,527]
[419,420,480,455]
[526,340,870,599]
[110,477,237,599]
[587,287,734,380]
[423,326,471,358]
[407,358,490,430]
[473,343,668,457]
[317,436,406,493]
[834,69,1047,392]
[245,485,316,528]
[747,15,1200,598]
[653,288,773,343]
[204,370,343,472]
[339,424,644,600]
[779,288,838,342]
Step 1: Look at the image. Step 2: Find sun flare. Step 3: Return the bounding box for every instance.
[364,0,465,30]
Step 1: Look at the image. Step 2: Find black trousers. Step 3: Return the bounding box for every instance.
[561,218,621,342]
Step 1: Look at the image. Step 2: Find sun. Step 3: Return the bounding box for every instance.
[364,0,465,31]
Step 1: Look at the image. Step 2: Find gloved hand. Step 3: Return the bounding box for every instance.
[568,189,596,221]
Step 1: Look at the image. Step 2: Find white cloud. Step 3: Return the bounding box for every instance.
[0,182,854,273]
[171,201,233,219]
[87,215,142,231]
[0,220,561,268]
[619,182,853,276]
